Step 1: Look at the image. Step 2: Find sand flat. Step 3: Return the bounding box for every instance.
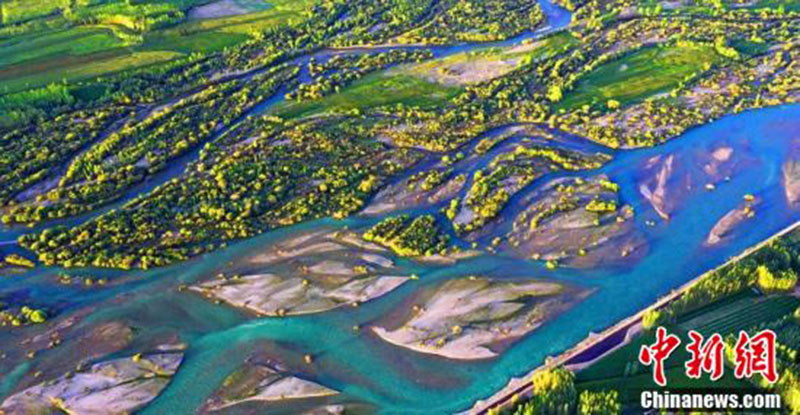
[1,349,183,415]
[373,277,587,360]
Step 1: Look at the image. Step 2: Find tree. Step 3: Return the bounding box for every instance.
[528,367,577,414]
[547,85,563,103]
[579,390,621,415]
[642,308,666,330]
[756,265,797,293]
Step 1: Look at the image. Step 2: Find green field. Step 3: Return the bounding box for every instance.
[0,0,316,95]
[731,38,773,57]
[0,26,125,68]
[575,327,753,406]
[679,294,800,335]
[577,365,753,404]
[0,50,183,95]
[272,72,462,119]
[141,0,315,53]
[750,0,800,11]
[574,293,798,405]
[1,0,70,24]
[557,43,723,110]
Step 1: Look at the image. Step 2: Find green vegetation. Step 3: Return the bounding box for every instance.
[2,254,35,268]
[584,199,617,213]
[680,293,799,335]
[0,26,124,69]
[578,390,620,415]
[527,199,577,231]
[574,332,754,402]
[573,291,800,409]
[548,3,796,147]
[507,367,576,415]
[287,50,434,102]
[405,32,578,87]
[274,72,461,119]
[4,65,298,225]
[749,0,800,12]
[1,0,208,27]
[457,145,608,233]
[0,0,319,96]
[139,0,318,53]
[363,214,450,257]
[396,0,544,44]
[502,228,800,414]
[556,43,723,110]
[408,168,452,192]
[0,304,47,327]
[1,0,795,269]
[640,308,664,330]
[0,3,797,415]
[659,232,800,323]
[757,264,799,293]
[0,104,128,209]
[0,3,798,414]
[19,114,423,268]
[0,50,184,97]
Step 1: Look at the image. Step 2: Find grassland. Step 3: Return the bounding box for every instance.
[557,43,724,110]
[0,0,316,95]
[1,0,71,25]
[750,0,800,12]
[1,0,213,26]
[0,50,183,95]
[0,26,125,68]
[272,72,462,119]
[141,0,315,54]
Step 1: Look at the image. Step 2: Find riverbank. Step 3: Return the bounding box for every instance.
[469,220,800,415]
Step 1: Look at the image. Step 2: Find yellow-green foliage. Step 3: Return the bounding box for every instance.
[529,200,577,231]
[779,370,800,415]
[520,366,577,414]
[558,43,723,110]
[597,178,619,193]
[532,367,575,396]
[0,304,47,327]
[4,254,36,268]
[757,265,798,293]
[445,198,460,221]
[407,168,451,192]
[273,73,461,119]
[585,199,617,213]
[0,27,123,69]
[641,308,665,330]
[22,306,47,323]
[396,0,544,44]
[578,390,621,415]
[363,214,450,257]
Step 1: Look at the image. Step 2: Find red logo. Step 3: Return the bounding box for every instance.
[733,330,779,384]
[638,327,778,386]
[639,327,681,386]
[685,330,725,381]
